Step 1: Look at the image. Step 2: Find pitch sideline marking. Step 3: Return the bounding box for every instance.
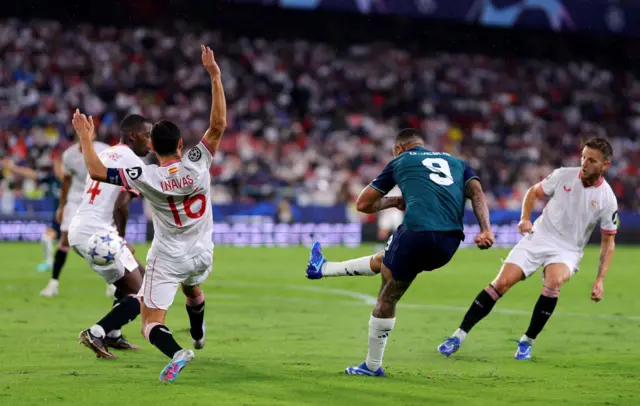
[212,280,640,322]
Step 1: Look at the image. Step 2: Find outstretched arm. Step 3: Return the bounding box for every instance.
[72,110,108,182]
[201,45,227,155]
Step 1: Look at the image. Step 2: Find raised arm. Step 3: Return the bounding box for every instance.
[71,110,108,182]
[201,45,226,155]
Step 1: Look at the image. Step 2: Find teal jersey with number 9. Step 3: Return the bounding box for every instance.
[370,146,479,236]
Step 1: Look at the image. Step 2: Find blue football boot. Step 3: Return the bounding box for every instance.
[306,241,326,280]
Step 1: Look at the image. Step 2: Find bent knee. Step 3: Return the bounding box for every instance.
[141,321,162,341]
[181,284,203,298]
[542,286,560,297]
[373,251,384,264]
[490,280,514,296]
[543,277,566,291]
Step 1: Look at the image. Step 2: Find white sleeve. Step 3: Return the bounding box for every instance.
[117,153,146,196]
[118,166,146,196]
[61,150,73,176]
[184,141,214,173]
[537,168,566,196]
[94,142,110,155]
[599,200,619,235]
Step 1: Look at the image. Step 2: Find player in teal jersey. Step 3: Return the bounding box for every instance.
[306,128,495,376]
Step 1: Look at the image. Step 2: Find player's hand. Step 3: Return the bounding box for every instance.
[591,278,604,302]
[201,45,221,78]
[474,230,494,250]
[395,196,406,212]
[518,219,533,235]
[72,109,95,140]
[55,207,63,224]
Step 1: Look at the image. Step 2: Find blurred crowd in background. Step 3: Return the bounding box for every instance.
[2,18,640,211]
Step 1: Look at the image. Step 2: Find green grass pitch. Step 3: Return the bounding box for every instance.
[1,243,639,405]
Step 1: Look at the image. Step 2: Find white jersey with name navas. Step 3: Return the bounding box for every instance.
[533,167,618,252]
[68,144,144,246]
[119,141,215,261]
[62,141,110,205]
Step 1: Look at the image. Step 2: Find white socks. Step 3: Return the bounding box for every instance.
[520,334,535,345]
[107,329,122,339]
[321,256,375,277]
[453,328,467,342]
[365,315,396,371]
[90,325,106,338]
[90,326,124,340]
[41,233,54,267]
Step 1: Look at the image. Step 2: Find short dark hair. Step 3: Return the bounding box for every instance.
[395,128,424,144]
[120,114,152,133]
[150,120,181,156]
[584,138,613,161]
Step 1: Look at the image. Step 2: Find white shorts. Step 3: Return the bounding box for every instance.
[140,250,213,311]
[61,203,79,232]
[503,232,583,279]
[378,209,404,231]
[72,243,138,284]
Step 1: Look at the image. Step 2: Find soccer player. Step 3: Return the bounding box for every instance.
[40,134,110,297]
[307,128,494,376]
[71,114,152,358]
[1,157,63,272]
[72,45,225,382]
[437,138,618,360]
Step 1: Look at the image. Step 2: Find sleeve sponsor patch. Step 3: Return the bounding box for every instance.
[125,167,142,180]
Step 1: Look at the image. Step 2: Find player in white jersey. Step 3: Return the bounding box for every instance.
[438,138,618,360]
[40,137,110,297]
[72,45,226,382]
[71,114,153,358]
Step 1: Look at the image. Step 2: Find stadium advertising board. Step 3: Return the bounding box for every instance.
[1,206,638,246]
[0,216,361,247]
